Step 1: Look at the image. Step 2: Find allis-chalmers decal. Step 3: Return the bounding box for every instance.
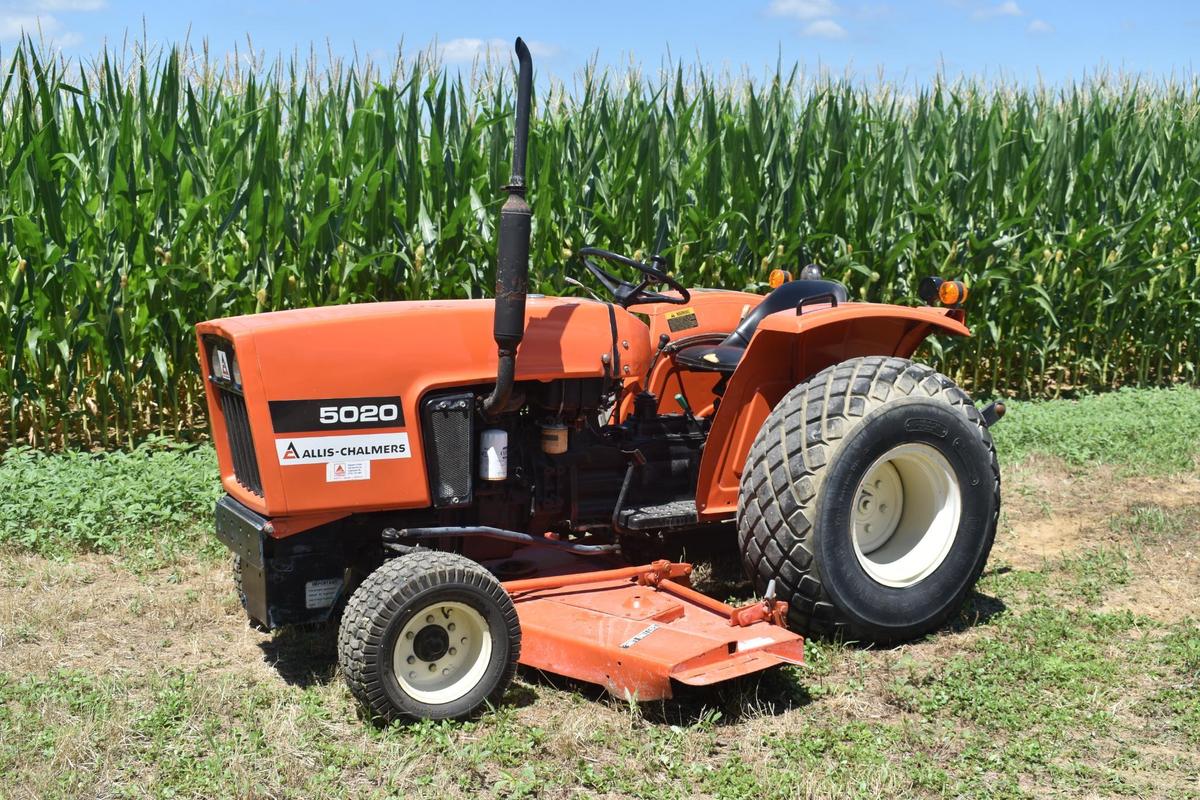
[269,396,404,433]
[275,432,411,465]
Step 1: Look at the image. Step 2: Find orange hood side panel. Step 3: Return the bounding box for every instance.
[694,304,970,520]
[197,297,650,517]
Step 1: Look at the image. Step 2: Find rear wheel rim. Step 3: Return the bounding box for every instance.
[851,443,962,588]
[393,601,492,705]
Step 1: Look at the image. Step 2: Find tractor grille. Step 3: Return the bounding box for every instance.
[219,388,264,496]
[205,336,263,497]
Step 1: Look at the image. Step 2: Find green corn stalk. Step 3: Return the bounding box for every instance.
[2,39,1199,448]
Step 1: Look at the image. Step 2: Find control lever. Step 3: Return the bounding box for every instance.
[674,392,697,424]
[645,332,671,384]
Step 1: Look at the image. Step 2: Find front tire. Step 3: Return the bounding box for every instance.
[337,551,521,722]
[738,356,1000,644]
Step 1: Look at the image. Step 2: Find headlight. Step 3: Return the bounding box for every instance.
[231,355,242,386]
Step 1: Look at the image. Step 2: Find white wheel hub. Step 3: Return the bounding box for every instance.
[393,601,491,705]
[851,443,962,588]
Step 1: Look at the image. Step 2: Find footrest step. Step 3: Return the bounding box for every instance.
[618,499,698,531]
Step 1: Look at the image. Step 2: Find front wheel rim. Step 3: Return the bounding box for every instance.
[392,601,492,705]
[851,443,962,588]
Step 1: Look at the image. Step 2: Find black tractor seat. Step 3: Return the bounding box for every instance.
[673,279,848,373]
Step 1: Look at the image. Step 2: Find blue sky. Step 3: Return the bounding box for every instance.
[0,1,1195,84]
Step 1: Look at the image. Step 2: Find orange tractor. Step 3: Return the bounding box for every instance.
[199,39,1002,722]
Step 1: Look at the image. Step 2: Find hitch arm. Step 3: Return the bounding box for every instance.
[639,571,790,628]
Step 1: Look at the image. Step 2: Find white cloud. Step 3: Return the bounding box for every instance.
[0,12,59,39]
[439,38,497,62]
[0,0,101,44]
[438,37,559,63]
[802,18,848,38]
[1027,18,1054,34]
[973,1,1022,19]
[767,0,838,20]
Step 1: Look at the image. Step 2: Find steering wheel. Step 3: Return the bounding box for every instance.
[577,247,691,308]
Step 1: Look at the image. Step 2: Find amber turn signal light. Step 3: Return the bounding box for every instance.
[917,276,968,307]
[768,269,792,288]
[938,280,967,306]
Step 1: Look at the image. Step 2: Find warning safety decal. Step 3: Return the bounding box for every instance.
[276,433,411,465]
[326,460,371,482]
[665,307,699,332]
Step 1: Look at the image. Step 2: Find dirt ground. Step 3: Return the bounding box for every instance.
[1,457,1198,799]
[995,455,1200,621]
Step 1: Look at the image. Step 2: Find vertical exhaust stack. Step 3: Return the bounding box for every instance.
[482,37,533,417]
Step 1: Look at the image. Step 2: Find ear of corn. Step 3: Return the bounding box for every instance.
[3,41,1199,448]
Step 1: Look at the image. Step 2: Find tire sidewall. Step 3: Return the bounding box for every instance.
[814,396,997,638]
[376,582,515,720]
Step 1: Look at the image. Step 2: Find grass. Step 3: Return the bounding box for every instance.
[989,385,1200,473]
[0,387,1198,798]
[0,436,222,565]
[0,536,1195,799]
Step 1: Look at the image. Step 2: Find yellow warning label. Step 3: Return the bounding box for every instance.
[665,307,699,332]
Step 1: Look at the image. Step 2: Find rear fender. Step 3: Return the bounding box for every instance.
[695,304,969,519]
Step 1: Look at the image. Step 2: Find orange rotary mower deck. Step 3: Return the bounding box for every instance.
[494,553,803,699]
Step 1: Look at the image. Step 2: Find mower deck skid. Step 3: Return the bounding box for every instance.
[495,555,804,700]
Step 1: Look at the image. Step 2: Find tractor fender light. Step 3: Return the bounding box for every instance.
[938,280,968,306]
[768,269,792,288]
[917,276,968,307]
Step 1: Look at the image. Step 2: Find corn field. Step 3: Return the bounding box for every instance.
[3,40,1200,448]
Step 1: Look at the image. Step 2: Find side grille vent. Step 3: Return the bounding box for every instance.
[204,336,263,497]
[219,388,264,496]
[421,392,475,507]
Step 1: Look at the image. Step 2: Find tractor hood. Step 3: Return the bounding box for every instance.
[198,296,650,382]
[194,296,651,517]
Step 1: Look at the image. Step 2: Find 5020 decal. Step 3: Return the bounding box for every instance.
[270,396,405,433]
[318,403,400,425]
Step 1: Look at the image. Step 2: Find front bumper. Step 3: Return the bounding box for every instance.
[215,495,347,629]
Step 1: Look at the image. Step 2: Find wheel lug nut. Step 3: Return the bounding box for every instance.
[409,671,416,679]
[425,614,434,624]
[461,637,468,644]
[405,631,414,640]
[449,647,457,656]
[407,655,415,665]
[428,663,438,672]
[448,623,456,631]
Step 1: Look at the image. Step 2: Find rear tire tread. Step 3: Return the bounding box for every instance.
[738,356,1000,643]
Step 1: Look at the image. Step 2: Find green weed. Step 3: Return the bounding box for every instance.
[991,386,1200,472]
[0,438,220,564]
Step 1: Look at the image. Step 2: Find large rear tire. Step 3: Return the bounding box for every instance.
[337,550,521,722]
[737,356,1000,644]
